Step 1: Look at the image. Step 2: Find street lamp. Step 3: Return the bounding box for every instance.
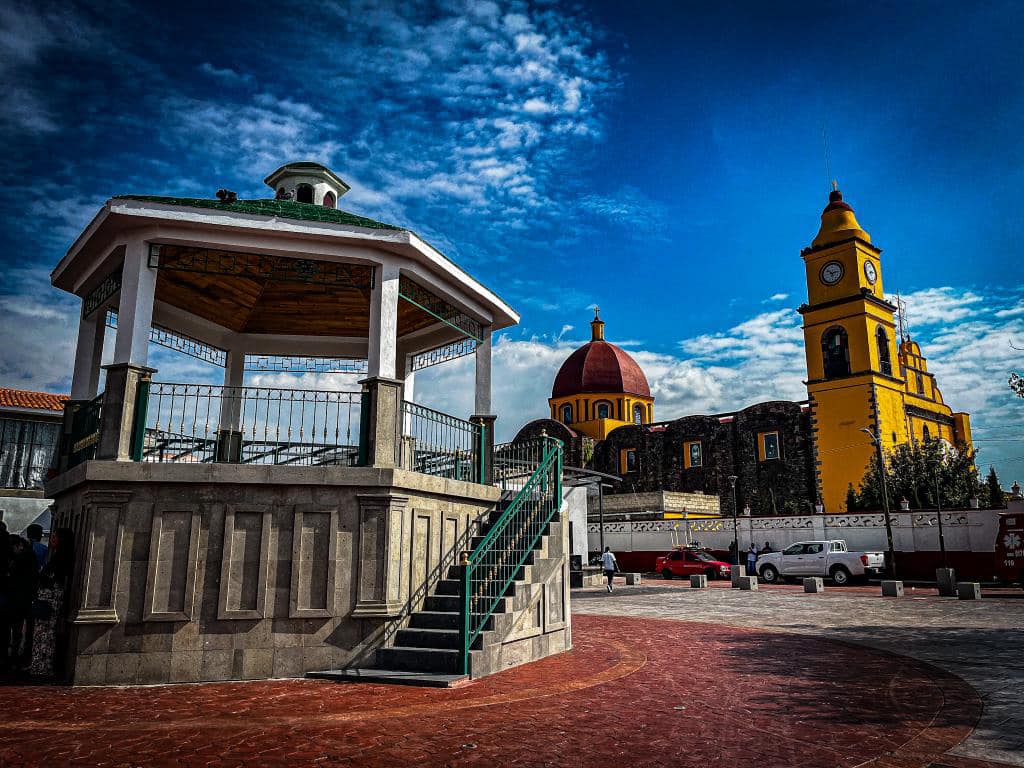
[861,428,897,578]
[728,475,739,566]
[933,465,948,568]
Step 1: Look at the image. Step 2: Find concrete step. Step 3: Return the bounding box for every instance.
[306,668,470,688]
[409,611,460,630]
[378,646,461,675]
[434,578,461,595]
[394,627,463,650]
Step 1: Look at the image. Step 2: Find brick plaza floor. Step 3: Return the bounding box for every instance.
[0,582,1020,767]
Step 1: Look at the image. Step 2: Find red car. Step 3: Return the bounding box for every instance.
[655,548,732,580]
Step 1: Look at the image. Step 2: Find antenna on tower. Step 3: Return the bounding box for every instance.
[896,291,910,342]
[821,122,833,194]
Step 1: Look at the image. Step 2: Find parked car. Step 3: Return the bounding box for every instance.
[656,548,732,580]
[995,512,1023,588]
[756,540,884,586]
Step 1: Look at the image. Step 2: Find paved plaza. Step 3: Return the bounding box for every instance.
[0,582,1020,767]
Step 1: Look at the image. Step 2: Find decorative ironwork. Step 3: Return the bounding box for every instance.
[398,401,482,482]
[83,269,122,318]
[149,243,373,288]
[460,436,562,674]
[142,382,361,466]
[106,311,227,366]
[244,355,368,374]
[398,275,483,342]
[410,338,478,371]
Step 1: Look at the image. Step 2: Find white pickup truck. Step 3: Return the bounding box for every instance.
[756,540,885,586]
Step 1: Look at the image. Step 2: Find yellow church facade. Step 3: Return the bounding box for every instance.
[800,185,972,512]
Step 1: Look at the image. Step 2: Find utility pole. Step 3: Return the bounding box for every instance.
[934,467,948,568]
[862,428,897,578]
[728,475,739,566]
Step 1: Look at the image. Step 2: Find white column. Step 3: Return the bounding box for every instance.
[219,349,245,431]
[112,239,157,366]
[70,302,106,399]
[402,355,416,403]
[474,326,492,415]
[367,262,400,380]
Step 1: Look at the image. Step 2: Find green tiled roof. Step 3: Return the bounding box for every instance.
[112,195,401,231]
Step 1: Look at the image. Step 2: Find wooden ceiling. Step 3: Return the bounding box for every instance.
[153,245,437,338]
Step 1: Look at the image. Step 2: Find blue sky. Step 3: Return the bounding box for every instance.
[1,0,1022,482]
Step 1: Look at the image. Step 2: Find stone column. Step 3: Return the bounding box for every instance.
[474,326,492,416]
[112,239,157,367]
[70,300,107,400]
[360,262,401,468]
[216,349,245,463]
[352,493,409,618]
[470,414,496,486]
[95,363,156,461]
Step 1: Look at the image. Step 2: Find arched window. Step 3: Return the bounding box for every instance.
[323,191,336,209]
[633,403,644,425]
[560,404,573,424]
[595,401,611,419]
[822,326,850,378]
[922,424,931,441]
[296,184,314,203]
[876,327,892,376]
[916,373,924,394]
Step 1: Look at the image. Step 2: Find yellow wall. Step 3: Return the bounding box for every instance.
[549,391,655,441]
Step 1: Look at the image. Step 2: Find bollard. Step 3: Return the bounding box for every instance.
[881,580,904,597]
[957,582,982,600]
[803,577,825,593]
[624,573,642,586]
[738,575,758,591]
[730,565,746,589]
[936,568,957,597]
[690,574,708,589]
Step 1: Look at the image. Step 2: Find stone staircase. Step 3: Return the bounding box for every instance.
[310,501,568,687]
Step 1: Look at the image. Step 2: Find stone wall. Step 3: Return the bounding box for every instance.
[588,490,720,517]
[47,462,499,685]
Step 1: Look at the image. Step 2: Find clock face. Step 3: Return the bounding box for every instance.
[820,261,844,285]
[864,260,878,284]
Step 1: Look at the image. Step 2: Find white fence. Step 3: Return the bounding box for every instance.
[588,509,1002,554]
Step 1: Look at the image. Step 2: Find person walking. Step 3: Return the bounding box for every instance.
[601,547,619,593]
[746,543,759,577]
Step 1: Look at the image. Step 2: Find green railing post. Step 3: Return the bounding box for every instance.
[477,423,486,484]
[460,550,471,675]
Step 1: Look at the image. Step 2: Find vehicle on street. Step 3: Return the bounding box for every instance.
[656,547,732,580]
[756,540,884,586]
[995,512,1023,587]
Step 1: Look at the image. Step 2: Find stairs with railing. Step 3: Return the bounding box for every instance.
[309,436,566,686]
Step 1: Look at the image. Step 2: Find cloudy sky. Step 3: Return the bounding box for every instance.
[1,0,1022,481]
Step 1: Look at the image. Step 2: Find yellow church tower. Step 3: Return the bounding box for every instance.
[800,184,972,512]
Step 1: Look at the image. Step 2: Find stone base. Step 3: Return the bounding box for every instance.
[803,577,825,593]
[690,574,708,589]
[738,575,758,591]
[881,580,904,597]
[957,582,982,600]
[730,565,746,589]
[570,565,604,589]
[623,573,642,585]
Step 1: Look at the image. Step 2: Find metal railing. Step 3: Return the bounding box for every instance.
[67,393,103,468]
[142,383,361,466]
[460,436,562,674]
[398,401,483,483]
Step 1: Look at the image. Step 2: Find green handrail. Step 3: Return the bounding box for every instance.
[459,436,562,674]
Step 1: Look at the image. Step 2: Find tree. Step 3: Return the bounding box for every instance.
[986,466,1004,509]
[845,484,858,512]
[855,439,981,510]
[1011,372,1024,398]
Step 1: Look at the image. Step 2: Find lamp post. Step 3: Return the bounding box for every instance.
[728,475,739,566]
[861,428,897,578]
[934,466,948,568]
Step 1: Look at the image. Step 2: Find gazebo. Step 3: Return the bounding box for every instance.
[45,162,571,685]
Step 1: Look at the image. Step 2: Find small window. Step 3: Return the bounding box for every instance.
[633,403,644,425]
[684,441,702,469]
[916,373,924,394]
[620,448,637,474]
[595,402,611,419]
[876,327,892,376]
[560,404,573,424]
[891,431,897,444]
[762,432,780,461]
[822,326,851,378]
[922,425,931,441]
[322,191,336,209]
[296,184,314,204]
[830,542,844,552]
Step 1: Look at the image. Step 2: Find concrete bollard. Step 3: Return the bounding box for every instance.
[881,580,904,597]
[803,577,825,593]
[936,568,957,597]
[957,582,982,600]
[624,573,642,586]
[730,565,746,589]
[689,574,708,589]
[738,575,758,591]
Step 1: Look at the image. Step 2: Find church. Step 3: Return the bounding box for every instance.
[514,185,973,515]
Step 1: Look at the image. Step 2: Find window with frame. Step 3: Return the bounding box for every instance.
[296,184,314,203]
[876,327,892,376]
[322,191,336,209]
[922,424,931,441]
[761,432,780,461]
[595,401,611,419]
[633,403,644,425]
[620,448,637,474]
[0,417,60,490]
[916,373,924,394]
[684,440,702,468]
[560,404,573,424]
[822,326,851,378]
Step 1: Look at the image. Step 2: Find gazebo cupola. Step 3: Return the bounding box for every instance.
[264,161,351,208]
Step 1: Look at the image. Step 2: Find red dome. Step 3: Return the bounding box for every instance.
[552,340,651,399]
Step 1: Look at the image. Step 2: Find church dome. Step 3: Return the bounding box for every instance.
[812,184,871,248]
[551,311,651,399]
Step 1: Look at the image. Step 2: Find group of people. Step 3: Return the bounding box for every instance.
[729,540,774,573]
[0,521,73,677]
